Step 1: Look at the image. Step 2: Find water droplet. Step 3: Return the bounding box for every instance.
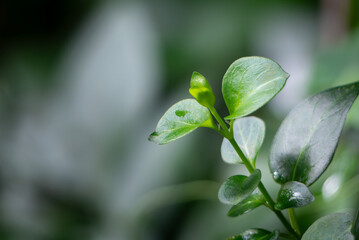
[292,192,301,197]
[273,171,279,180]
[322,174,342,200]
[175,110,187,117]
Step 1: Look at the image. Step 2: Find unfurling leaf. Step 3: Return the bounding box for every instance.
[227,229,279,240]
[270,82,359,185]
[221,117,265,165]
[228,190,265,217]
[222,56,289,120]
[275,181,314,210]
[149,99,215,144]
[302,212,354,240]
[189,71,216,108]
[218,170,261,205]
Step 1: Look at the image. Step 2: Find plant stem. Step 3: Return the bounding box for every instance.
[208,106,299,239]
[229,137,298,238]
[280,232,298,240]
[208,106,231,138]
[288,208,301,236]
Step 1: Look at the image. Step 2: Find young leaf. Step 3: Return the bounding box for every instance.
[270,82,359,185]
[149,99,215,144]
[222,56,289,120]
[227,229,279,240]
[275,181,314,210]
[189,71,216,108]
[221,117,265,164]
[302,212,354,240]
[218,170,261,205]
[227,190,265,217]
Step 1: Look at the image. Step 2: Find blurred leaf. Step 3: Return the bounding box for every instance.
[221,117,265,165]
[149,99,215,144]
[222,56,289,120]
[270,82,359,185]
[302,212,354,240]
[227,229,279,240]
[310,30,359,92]
[228,190,265,217]
[309,29,359,130]
[353,210,359,240]
[275,181,314,210]
[218,170,261,205]
[135,180,219,217]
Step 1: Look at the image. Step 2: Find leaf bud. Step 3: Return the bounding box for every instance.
[189,71,216,108]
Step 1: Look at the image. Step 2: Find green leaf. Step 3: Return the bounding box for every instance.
[228,190,265,217]
[189,71,216,108]
[270,82,359,185]
[302,212,354,240]
[352,210,359,240]
[227,229,279,240]
[149,99,215,144]
[221,117,265,165]
[218,169,261,205]
[222,56,289,120]
[275,181,314,210]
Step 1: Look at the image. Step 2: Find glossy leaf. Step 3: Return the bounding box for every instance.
[221,117,265,165]
[227,229,279,240]
[228,190,265,217]
[218,170,261,205]
[275,181,314,210]
[302,212,354,240]
[222,56,289,120]
[149,99,215,144]
[270,82,359,185]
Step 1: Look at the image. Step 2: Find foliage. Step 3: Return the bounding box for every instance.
[218,169,261,205]
[221,117,265,165]
[149,56,359,239]
[302,213,354,240]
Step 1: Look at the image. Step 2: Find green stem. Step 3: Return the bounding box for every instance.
[208,106,231,138]
[229,119,234,138]
[230,137,298,237]
[208,106,299,239]
[280,232,298,240]
[288,208,301,236]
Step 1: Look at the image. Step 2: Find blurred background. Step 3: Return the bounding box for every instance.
[0,0,358,239]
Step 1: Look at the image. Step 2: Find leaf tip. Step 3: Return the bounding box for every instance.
[224,114,236,120]
[227,210,236,217]
[253,169,262,178]
[148,132,160,144]
[191,71,203,78]
[284,72,290,80]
